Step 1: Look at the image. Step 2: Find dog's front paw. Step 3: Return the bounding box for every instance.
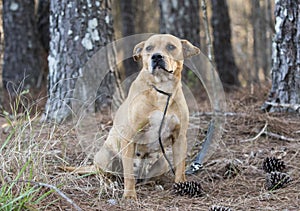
[123,190,137,200]
[175,174,186,183]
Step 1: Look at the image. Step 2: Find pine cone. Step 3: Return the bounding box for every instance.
[173,181,204,197]
[265,171,291,190]
[262,157,286,173]
[210,205,232,211]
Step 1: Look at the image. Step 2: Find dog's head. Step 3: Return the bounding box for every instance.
[133,34,200,77]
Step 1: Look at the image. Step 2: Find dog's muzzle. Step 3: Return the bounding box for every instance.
[151,53,166,72]
[150,53,173,74]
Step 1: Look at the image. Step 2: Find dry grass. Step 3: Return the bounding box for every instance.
[0,84,299,210]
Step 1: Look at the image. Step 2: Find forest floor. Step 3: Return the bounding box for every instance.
[0,83,300,211]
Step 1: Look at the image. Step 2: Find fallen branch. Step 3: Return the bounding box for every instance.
[262,130,298,142]
[241,122,298,143]
[265,101,300,112]
[240,122,268,143]
[193,111,248,117]
[15,180,82,211]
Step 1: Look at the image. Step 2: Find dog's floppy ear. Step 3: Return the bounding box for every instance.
[181,40,200,58]
[133,41,145,61]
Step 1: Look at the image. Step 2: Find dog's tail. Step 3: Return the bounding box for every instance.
[59,165,97,175]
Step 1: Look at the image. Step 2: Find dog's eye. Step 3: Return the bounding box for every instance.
[166,44,176,51]
[145,45,153,52]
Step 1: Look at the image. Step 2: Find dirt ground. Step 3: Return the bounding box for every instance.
[1,84,300,211]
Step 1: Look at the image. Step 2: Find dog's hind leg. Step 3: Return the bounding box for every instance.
[94,142,121,175]
[60,142,118,175]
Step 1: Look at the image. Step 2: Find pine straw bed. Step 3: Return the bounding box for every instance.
[1,85,299,210]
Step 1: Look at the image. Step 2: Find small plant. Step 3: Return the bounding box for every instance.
[0,89,56,210]
[223,162,240,179]
[0,159,54,210]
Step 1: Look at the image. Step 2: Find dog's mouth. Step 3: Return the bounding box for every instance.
[151,61,173,74]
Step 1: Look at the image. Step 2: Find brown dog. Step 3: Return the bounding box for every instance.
[64,34,200,199]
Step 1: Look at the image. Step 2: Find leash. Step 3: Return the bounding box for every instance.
[152,85,176,175]
[185,119,215,174]
[153,83,215,175]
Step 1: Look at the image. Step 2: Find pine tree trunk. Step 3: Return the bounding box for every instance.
[211,0,240,89]
[264,0,273,81]
[44,0,118,122]
[262,0,300,113]
[159,0,200,47]
[2,0,43,95]
[135,0,159,33]
[251,0,272,84]
[120,0,135,37]
[159,0,200,83]
[120,0,139,77]
[37,0,50,52]
[251,0,261,84]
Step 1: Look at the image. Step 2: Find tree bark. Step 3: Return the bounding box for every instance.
[159,0,200,83]
[44,0,119,122]
[134,0,159,33]
[120,0,135,37]
[251,0,261,84]
[120,0,139,77]
[211,0,240,89]
[264,0,273,81]
[2,0,43,96]
[262,0,300,113]
[251,0,272,84]
[37,0,50,52]
[159,0,200,48]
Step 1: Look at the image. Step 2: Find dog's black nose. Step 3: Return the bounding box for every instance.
[151,53,163,61]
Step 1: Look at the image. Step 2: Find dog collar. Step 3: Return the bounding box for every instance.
[151,85,172,97]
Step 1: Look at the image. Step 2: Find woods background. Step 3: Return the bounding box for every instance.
[113,0,274,85]
[1,1,300,211]
[0,0,275,107]
[0,0,300,211]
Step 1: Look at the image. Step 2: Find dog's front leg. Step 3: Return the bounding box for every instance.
[121,140,137,199]
[172,134,187,182]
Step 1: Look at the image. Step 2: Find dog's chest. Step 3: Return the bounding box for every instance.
[154,92,170,110]
[151,80,175,108]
